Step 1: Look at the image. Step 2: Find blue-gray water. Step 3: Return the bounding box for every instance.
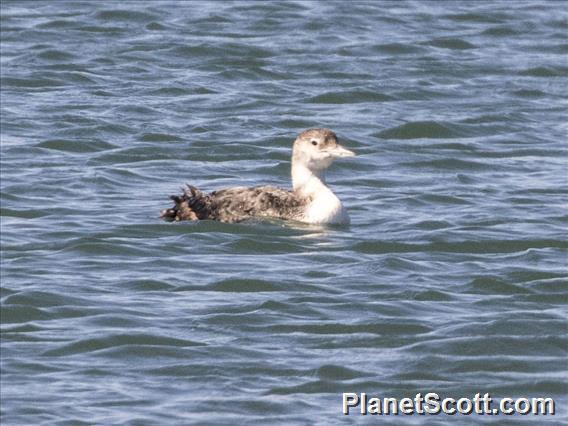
[1,1,567,424]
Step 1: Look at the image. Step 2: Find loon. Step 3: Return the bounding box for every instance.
[160,128,355,224]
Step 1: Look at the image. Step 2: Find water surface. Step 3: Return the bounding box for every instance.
[1,1,567,424]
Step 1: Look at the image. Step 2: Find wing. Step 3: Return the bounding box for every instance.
[210,185,306,222]
[161,185,307,223]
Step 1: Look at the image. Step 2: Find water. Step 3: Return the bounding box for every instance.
[1,1,567,423]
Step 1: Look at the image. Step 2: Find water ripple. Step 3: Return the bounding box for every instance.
[2,1,567,423]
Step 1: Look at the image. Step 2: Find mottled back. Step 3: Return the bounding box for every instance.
[161,185,308,223]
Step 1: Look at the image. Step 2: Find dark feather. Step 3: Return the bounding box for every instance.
[161,184,307,223]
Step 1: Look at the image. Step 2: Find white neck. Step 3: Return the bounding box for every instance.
[291,161,349,225]
[292,162,327,195]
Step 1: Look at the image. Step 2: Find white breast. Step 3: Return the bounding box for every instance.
[305,188,350,225]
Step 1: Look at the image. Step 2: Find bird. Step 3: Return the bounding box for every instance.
[160,128,355,224]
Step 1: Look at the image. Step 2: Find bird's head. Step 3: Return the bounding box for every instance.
[292,128,355,171]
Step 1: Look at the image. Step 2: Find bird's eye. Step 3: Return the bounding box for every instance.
[311,140,318,146]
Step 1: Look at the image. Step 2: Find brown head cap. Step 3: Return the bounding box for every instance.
[297,128,338,144]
